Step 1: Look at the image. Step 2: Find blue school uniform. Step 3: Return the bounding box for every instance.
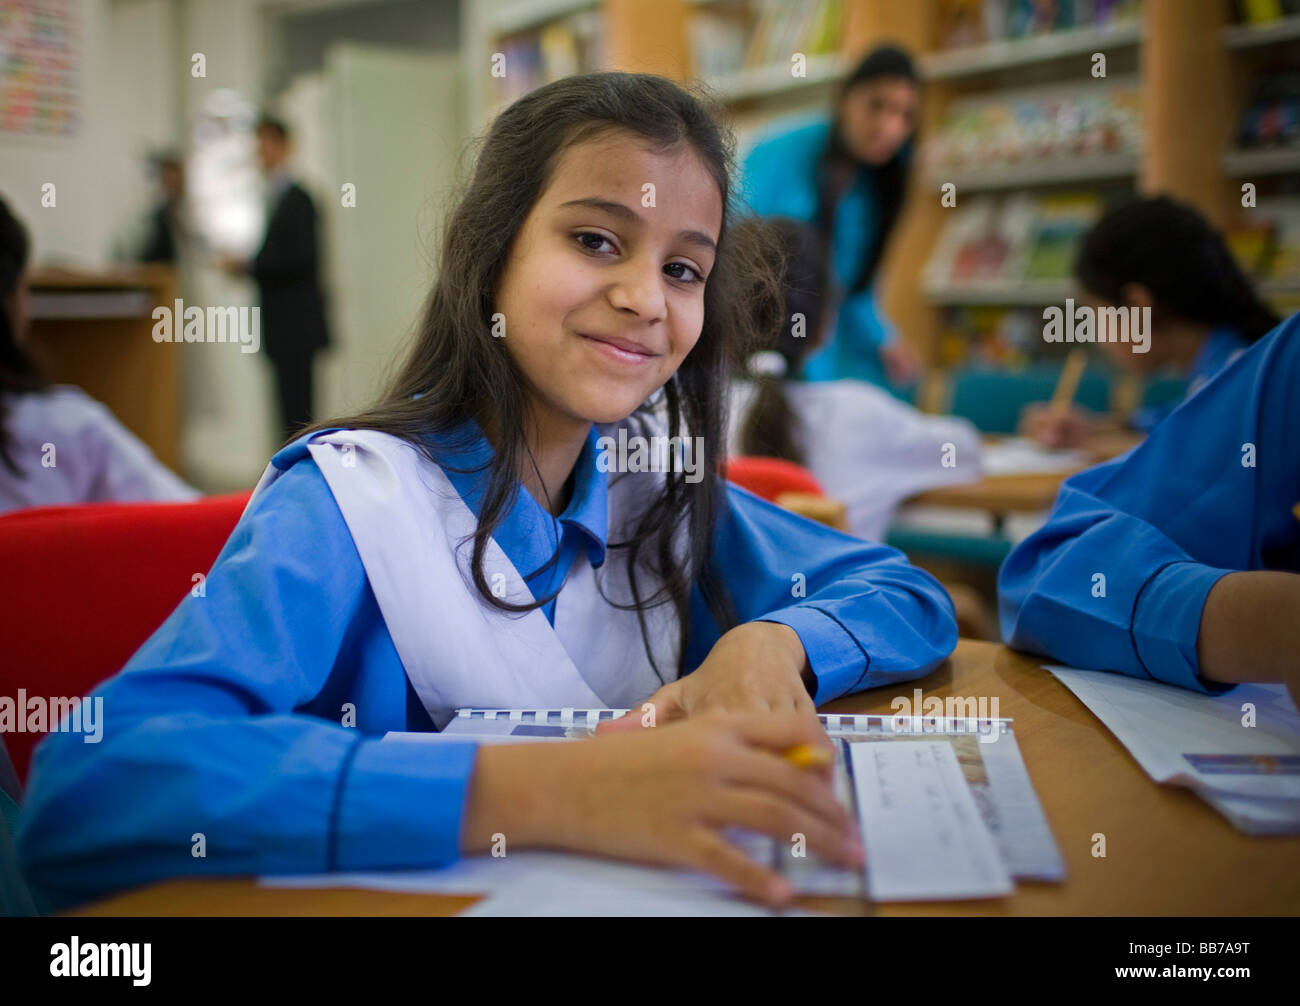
[17,415,957,909]
[1129,326,1249,433]
[999,315,1300,692]
[739,116,906,389]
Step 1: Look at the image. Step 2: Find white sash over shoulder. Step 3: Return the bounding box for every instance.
[249,423,681,728]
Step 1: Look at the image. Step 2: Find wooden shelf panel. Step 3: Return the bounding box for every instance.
[928,152,1138,193]
[920,21,1142,81]
[924,280,1076,306]
[1221,15,1300,49]
[707,52,846,104]
[490,0,598,37]
[1221,147,1300,176]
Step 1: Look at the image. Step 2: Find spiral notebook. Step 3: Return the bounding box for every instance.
[418,707,1065,896]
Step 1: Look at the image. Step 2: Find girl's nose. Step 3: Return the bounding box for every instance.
[608,261,667,322]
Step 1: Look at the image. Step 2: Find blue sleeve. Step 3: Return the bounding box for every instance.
[16,448,477,910]
[998,317,1300,692]
[689,483,957,703]
[840,285,897,350]
[737,119,824,220]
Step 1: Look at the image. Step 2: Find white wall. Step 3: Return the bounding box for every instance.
[0,0,148,267]
[4,0,474,490]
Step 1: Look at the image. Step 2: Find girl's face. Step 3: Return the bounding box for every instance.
[840,77,918,166]
[494,131,722,433]
[1084,284,1163,374]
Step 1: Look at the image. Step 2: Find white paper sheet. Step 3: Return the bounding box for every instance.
[393,713,1065,887]
[261,850,780,916]
[1046,666,1300,833]
[980,437,1088,476]
[849,740,1014,901]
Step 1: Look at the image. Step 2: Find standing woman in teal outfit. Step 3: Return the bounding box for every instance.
[739,45,922,391]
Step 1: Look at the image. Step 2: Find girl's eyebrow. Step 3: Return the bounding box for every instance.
[558,196,717,255]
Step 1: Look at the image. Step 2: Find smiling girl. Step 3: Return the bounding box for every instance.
[19,73,956,910]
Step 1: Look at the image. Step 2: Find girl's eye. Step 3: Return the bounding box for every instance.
[576,231,614,254]
[576,232,704,285]
[664,261,705,285]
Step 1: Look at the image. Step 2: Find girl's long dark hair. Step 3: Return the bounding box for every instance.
[815,44,919,296]
[304,72,781,682]
[0,196,46,478]
[1076,195,1280,343]
[737,216,829,468]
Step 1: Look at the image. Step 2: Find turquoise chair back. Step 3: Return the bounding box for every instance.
[1141,374,1189,410]
[0,735,37,916]
[948,364,1111,434]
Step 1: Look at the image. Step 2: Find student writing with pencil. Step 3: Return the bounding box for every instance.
[1021,196,1279,449]
[1000,311,1300,705]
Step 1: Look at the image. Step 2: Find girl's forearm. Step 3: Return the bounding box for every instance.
[1197,570,1300,684]
[460,743,562,853]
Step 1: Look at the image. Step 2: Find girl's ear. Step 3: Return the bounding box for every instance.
[1119,282,1155,313]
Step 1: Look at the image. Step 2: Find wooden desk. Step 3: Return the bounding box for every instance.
[905,433,1143,525]
[907,471,1078,516]
[27,265,182,470]
[69,641,1300,917]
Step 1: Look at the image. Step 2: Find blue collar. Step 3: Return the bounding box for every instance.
[425,417,609,574]
[1190,327,1248,385]
[272,418,610,575]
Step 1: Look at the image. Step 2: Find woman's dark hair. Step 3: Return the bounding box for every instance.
[0,195,46,478]
[816,44,919,296]
[736,216,830,467]
[1075,195,1280,343]
[303,72,780,683]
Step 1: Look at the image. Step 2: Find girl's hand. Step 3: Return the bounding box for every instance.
[615,621,817,725]
[463,712,860,906]
[880,341,922,386]
[1019,402,1094,449]
[1198,570,1300,709]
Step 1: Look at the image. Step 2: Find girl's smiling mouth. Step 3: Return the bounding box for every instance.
[577,331,662,365]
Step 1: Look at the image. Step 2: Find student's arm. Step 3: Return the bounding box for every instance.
[248,188,318,287]
[16,456,478,910]
[834,285,923,386]
[1197,571,1300,705]
[839,285,897,350]
[666,482,957,714]
[737,129,808,219]
[76,395,199,503]
[998,318,1300,692]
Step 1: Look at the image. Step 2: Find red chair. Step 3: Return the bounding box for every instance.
[726,456,851,533]
[724,455,826,502]
[0,492,252,785]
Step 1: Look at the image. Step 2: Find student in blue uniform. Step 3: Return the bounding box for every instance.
[739,45,922,392]
[0,196,197,512]
[1022,196,1280,448]
[1000,312,1300,705]
[18,73,957,911]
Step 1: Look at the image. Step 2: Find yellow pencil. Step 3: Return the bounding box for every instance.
[783,743,834,768]
[1050,348,1088,418]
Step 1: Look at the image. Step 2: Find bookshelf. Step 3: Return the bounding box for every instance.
[879,0,1253,376]
[919,20,1142,80]
[1221,12,1300,48]
[1218,3,1300,318]
[476,0,1283,375]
